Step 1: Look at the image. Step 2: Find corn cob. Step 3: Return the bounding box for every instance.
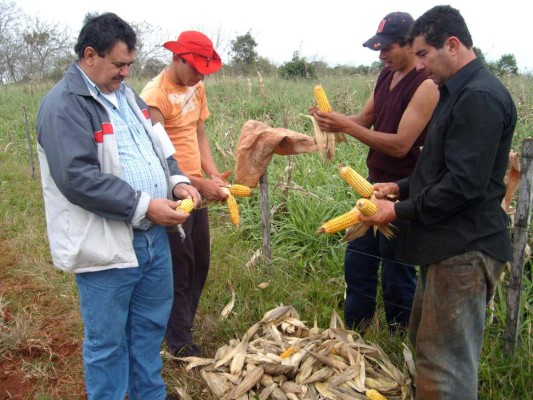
[227,195,240,227]
[176,198,194,213]
[356,198,378,216]
[356,198,396,239]
[366,389,388,400]
[340,165,374,198]
[314,85,332,112]
[229,184,252,197]
[317,207,361,234]
[280,346,295,359]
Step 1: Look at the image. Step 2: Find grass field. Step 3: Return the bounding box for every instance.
[0,73,531,399]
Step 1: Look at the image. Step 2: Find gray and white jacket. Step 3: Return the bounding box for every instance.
[37,63,189,273]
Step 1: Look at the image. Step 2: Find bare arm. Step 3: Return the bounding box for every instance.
[347,95,375,128]
[197,120,219,177]
[315,79,439,157]
[149,106,165,126]
[192,120,230,202]
[148,106,202,207]
[149,107,229,202]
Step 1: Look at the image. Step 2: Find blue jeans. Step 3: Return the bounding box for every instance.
[344,227,417,330]
[75,225,173,400]
[409,251,505,400]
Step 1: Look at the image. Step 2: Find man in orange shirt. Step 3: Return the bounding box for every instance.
[141,31,229,357]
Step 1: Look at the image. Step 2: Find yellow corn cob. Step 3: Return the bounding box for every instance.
[176,198,194,213]
[227,195,240,227]
[314,85,332,112]
[366,389,388,400]
[280,346,295,359]
[356,198,378,216]
[229,184,252,197]
[340,165,374,198]
[317,207,361,234]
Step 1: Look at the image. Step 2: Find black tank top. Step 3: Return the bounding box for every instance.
[366,67,429,182]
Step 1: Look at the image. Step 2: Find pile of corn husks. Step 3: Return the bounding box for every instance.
[174,305,414,400]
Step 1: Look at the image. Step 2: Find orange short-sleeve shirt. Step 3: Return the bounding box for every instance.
[140,69,209,177]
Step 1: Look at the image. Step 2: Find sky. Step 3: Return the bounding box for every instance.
[13,0,533,73]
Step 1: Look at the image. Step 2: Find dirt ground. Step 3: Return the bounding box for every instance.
[0,238,86,399]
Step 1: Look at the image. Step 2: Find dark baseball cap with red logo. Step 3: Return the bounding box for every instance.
[363,12,414,51]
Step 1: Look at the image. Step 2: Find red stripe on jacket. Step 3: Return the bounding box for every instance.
[94,123,114,143]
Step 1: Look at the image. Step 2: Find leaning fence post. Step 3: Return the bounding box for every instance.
[22,106,36,179]
[259,171,272,275]
[504,138,533,357]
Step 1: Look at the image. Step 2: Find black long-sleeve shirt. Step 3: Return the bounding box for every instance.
[394,58,517,265]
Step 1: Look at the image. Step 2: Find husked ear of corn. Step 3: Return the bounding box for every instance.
[313,85,349,146]
[339,165,374,198]
[279,346,295,359]
[227,195,240,227]
[317,207,361,234]
[356,198,396,239]
[314,84,332,112]
[366,389,388,400]
[176,198,194,213]
[356,198,378,216]
[229,184,252,197]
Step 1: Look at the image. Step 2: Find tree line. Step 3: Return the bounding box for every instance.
[0,0,521,84]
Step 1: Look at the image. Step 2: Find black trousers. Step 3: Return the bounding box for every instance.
[344,226,416,330]
[165,207,210,354]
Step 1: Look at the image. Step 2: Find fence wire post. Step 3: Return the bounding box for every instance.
[22,106,36,179]
[259,171,272,275]
[504,138,533,357]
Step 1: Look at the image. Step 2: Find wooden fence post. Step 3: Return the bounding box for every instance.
[259,171,272,275]
[22,107,36,179]
[504,138,533,357]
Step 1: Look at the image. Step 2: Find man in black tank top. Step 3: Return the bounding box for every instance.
[312,12,438,333]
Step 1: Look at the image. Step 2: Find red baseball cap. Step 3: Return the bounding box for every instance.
[163,31,222,75]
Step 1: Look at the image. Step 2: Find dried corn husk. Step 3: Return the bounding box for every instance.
[178,305,413,399]
[301,114,340,162]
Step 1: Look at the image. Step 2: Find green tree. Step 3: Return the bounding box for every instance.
[231,31,258,64]
[22,17,73,81]
[369,61,383,75]
[473,46,486,65]
[255,56,277,76]
[278,52,316,79]
[140,57,166,79]
[311,60,329,77]
[130,20,168,79]
[0,0,23,83]
[230,31,258,74]
[496,53,518,75]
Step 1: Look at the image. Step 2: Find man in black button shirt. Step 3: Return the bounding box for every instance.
[360,5,517,400]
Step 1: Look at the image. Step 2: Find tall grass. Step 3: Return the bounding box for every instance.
[0,74,531,399]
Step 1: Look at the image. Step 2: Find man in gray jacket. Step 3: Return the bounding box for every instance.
[36,12,199,400]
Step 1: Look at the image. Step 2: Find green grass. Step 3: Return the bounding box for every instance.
[1,74,532,399]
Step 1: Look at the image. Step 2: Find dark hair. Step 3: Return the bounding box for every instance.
[74,12,137,60]
[410,5,473,49]
[396,37,410,48]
